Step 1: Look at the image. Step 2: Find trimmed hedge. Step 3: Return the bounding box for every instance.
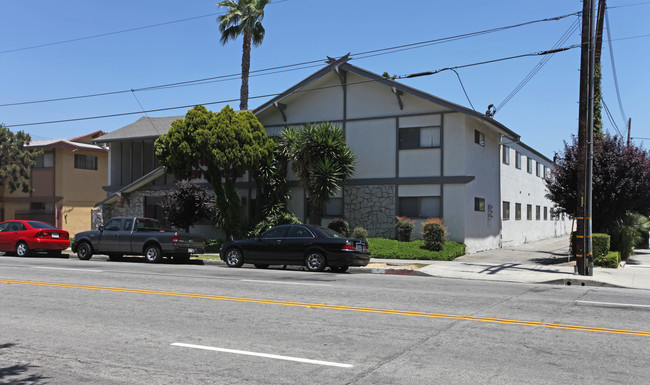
[594,251,620,268]
[328,218,350,237]
[367,238,466,261]
[571,232,610,258]
[204,239,222,253]
[351,226,368,241]
[395,219,414,241]
[423,222,445,251]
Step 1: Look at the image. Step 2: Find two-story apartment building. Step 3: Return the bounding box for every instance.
[94,57,570,253]
[0,131,108,235]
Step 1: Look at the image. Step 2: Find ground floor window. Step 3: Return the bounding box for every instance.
[515,203,522,220]
[323,198,344,217]
[474,197,485,212]
[144,196,164,223]
[399,196,440,218]
[527,204,533,220]
[502,201,510,220]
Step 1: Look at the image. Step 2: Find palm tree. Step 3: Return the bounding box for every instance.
[286,123,356,225]
[217,0,270,111]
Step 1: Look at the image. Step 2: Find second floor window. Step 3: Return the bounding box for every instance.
[502,146,510,165]
[399,126,441,149]
[74,154,98,170]
[34,152,54,168]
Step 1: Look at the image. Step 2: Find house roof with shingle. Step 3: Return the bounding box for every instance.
[94,116,183,143]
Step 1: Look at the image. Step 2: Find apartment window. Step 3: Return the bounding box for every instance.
[502,145,510,165]
[474,130,485,147]
[515,203,522,220]
[536,205,541,220]
[399,126,440,149]
[536,162,542,177]
[399,196,441,218]
[527,204,532,220]
[527,158,533,174]
[502,201,510,220]
[544,207,548,220]
[515,152,522,169]
[74,154,98,170]
[323,198,343,217]
[33,152,54,168]
[474,197,485,212]
[30,202,53,211]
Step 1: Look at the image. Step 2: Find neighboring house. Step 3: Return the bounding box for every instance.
[0,131,108,236]
[93,56,570,253]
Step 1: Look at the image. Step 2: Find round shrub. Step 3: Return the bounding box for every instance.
[423,222,446,251]
[395,218,414,242]
[351,226,368,241]
[328,218,350,237]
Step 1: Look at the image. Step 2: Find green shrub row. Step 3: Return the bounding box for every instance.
[367,238,466,261]
[594,251,620,268]
[571,232,610,258]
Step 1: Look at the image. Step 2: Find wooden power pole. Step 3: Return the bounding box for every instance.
[576,0,596,276]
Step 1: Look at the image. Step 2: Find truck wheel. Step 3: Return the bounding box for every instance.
[16,242,30,257]
[77,242,93,260]
[225,248,244,268]
[144,244,162,263]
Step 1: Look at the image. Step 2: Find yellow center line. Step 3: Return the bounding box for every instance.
[3,278,649,337]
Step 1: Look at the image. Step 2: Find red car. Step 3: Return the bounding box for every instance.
[0,220,70,257]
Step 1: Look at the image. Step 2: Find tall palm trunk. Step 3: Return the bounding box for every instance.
[240,32,252,111]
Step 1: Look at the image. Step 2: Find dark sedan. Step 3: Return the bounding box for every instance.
[220,224,370,272]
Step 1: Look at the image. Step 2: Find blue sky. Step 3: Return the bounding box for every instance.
[1,0,648,158]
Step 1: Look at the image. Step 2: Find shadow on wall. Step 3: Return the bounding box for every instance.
[0,343,49,385]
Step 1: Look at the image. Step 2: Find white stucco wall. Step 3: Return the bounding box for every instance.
[500,143,572,247]
[347,118,396,179]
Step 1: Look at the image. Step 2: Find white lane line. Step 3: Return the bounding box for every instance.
[575,300,650,309]
[171,343,353,368]
[35,267,103,272]
[241,279,332,287]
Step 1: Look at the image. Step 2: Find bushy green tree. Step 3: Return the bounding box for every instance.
[0,124,39,193]
[155,105,273,239]
[162,181,214,232]
[546,134,650,232]
[217,0,269,111]
[284,122,355,225]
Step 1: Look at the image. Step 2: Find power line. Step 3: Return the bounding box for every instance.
[605,9,628,127]
[5,45,579,128]
[0,0,291,55]
[0,11,580,108]
[601,98,623,137]
[495,17,581,113]
[399,46,579,79]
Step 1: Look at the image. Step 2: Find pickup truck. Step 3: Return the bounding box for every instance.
[71,217,205,263]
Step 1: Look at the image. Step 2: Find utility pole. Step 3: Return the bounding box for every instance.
[576,0,596,276]
[627,118,632,146]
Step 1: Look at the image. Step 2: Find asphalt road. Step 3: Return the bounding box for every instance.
[1,253,649,384]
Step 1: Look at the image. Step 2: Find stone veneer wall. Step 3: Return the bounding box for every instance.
[344,184,395,238]
[99,189,170,225]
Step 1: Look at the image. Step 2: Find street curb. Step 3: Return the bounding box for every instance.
[356,267,429,276]
[544,278,625,288]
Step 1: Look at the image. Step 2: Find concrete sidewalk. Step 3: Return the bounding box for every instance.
[369,236,650,290]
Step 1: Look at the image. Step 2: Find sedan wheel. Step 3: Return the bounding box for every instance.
[330,265,349,273]
[144,245,163,263]
[76,243,93,260]
[225,248,244,268]
[16,242,29,257]
[305,252,326,272]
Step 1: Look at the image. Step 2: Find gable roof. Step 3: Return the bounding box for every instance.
[254,56,520,141]
[95,116,184,143]
[27,131,108,153]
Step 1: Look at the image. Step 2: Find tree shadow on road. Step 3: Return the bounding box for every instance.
[0,343,48,385]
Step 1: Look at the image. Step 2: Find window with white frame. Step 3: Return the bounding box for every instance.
[502,145,510,165]
[399,126,441,149]
[474,197,485,212]
[474,130,485,147]
[502,201,510,220]
[34,152,54,168]
[515,152,522,169]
